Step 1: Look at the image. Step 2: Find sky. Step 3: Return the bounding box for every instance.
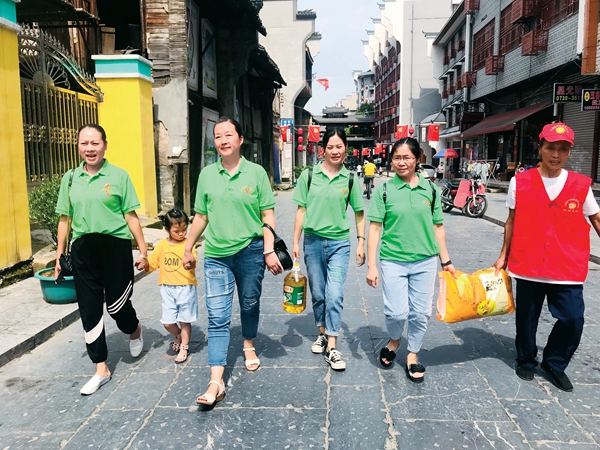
[297,0,381,115]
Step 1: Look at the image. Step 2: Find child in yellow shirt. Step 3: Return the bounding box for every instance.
[147,209,198,363]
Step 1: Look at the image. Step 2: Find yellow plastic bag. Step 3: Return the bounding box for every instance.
[436,268,515,323]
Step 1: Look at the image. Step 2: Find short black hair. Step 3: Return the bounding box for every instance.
[161,209,190,230]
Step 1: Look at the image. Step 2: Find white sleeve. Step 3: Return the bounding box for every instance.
[506,177,517,209]
[583,187,600,216]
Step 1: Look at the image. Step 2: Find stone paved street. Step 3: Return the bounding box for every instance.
[1,180,600,449]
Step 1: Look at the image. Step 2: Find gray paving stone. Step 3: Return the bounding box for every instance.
[393,419,527,449]
[0,431,72,450]
[128,406,327,449]
[62,410,149,450]
[327,385,389,449]
[500,399,595,444]
[0,375,114,434]
[386,370,509,422]
[102,370,176,410]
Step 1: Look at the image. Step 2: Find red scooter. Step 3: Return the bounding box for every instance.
[441,175,488,218]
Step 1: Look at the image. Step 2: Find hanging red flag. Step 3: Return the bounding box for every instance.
[307,144,315,154]
[395,125,409,141]
[318,146,324,158]
[353,149,359,156]
[362,148,370,156]
[427,124,440,141]
[308,125,320,142]
[316,78,329,90]
[374,144,382,155]
[280,126,290,142]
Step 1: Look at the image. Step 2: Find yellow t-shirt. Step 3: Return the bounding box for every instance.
[147,238,198,286]
[364,162,377,176]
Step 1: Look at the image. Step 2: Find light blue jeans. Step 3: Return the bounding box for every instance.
[203,238,265,366]
[303,234,351,337]
[381,256,437,353]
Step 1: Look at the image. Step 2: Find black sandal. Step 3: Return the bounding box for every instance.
[405,363,426,383]
[379,347,397,368]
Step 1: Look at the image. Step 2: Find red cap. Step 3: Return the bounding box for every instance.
[539,122,574,145]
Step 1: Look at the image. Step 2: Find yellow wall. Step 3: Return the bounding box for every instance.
[96,77,158,218]
[0,26,32,268]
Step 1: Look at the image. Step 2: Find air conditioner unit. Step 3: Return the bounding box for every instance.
[511,0,537,24]
[465,0,480,14]
[522,29,549,56]
[485,55,505,75]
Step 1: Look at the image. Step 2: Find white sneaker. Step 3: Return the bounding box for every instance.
[129,326,143,358]
[325,348,346,371]
[80,374,111,395]
[311,334,328,354]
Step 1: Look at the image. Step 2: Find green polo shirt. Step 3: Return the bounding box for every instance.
[55,160,140,241]
[367,173,443,262]
[194,157,276,258]
[292,164,364,240]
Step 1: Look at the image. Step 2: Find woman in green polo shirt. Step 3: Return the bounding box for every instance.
[366,137,455,383]
[55,124,148,396]
[183,117,283,410]
[291,127,366,371]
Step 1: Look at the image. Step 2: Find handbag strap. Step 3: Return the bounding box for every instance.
[65,169,75,255]
[262,222,278,239]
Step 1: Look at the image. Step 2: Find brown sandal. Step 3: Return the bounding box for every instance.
[171,334,181,352]
[175,344,189,364]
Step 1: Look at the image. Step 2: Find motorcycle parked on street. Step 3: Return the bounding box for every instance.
[441,175,488,218]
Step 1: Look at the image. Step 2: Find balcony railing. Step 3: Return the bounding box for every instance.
[522,29,549,55]
[485,55,505,74]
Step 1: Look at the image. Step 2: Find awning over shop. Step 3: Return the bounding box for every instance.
[461,102,551,138]
[439,125,460,138]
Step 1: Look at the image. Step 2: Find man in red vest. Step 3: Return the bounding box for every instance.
[493,122,600,392]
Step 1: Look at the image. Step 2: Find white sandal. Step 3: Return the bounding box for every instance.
[196,380,226,408]
[243,347,261,372]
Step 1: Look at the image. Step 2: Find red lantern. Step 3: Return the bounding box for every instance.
[298,144,304,152]
[298,136,303,144]
[297,128,304,135]
[409,127,415,137]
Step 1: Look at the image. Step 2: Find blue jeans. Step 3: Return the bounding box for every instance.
[303,234,350,337]
[380,257,437,353]
[203,238,266,366]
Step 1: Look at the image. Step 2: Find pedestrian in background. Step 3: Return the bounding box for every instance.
[493,122,600,392]
[146,209,198,364]
[183,117,283,410]
[55,124,147,396]
[366,137,455,383]
[292,128,366,371]
[436,162,444,182]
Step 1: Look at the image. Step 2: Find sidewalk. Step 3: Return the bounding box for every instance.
[0,227,166,367]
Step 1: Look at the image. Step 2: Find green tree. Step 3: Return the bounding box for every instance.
[356,102,374,115]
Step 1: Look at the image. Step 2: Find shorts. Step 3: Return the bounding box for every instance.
[160,285,199,324]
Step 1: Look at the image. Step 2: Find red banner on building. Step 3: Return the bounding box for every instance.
[280,126,290,142]
[316,78,329,90]
[395,125,409,141]
[427,124,440,141]
[362,148,370,156]
[308,125,320,142]
[374,143,382,155]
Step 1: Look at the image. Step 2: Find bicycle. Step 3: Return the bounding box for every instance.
[364,176,374,200]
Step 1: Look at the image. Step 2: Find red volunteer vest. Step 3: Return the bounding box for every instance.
[508,169,591,282]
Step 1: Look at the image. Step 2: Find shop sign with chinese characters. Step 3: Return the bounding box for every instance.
[553,84,593,103]
[581,89,600,111]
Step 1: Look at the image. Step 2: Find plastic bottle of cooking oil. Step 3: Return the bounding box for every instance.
[283,260,307,314]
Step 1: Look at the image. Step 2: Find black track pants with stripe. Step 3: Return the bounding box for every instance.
[72,233,140,363]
